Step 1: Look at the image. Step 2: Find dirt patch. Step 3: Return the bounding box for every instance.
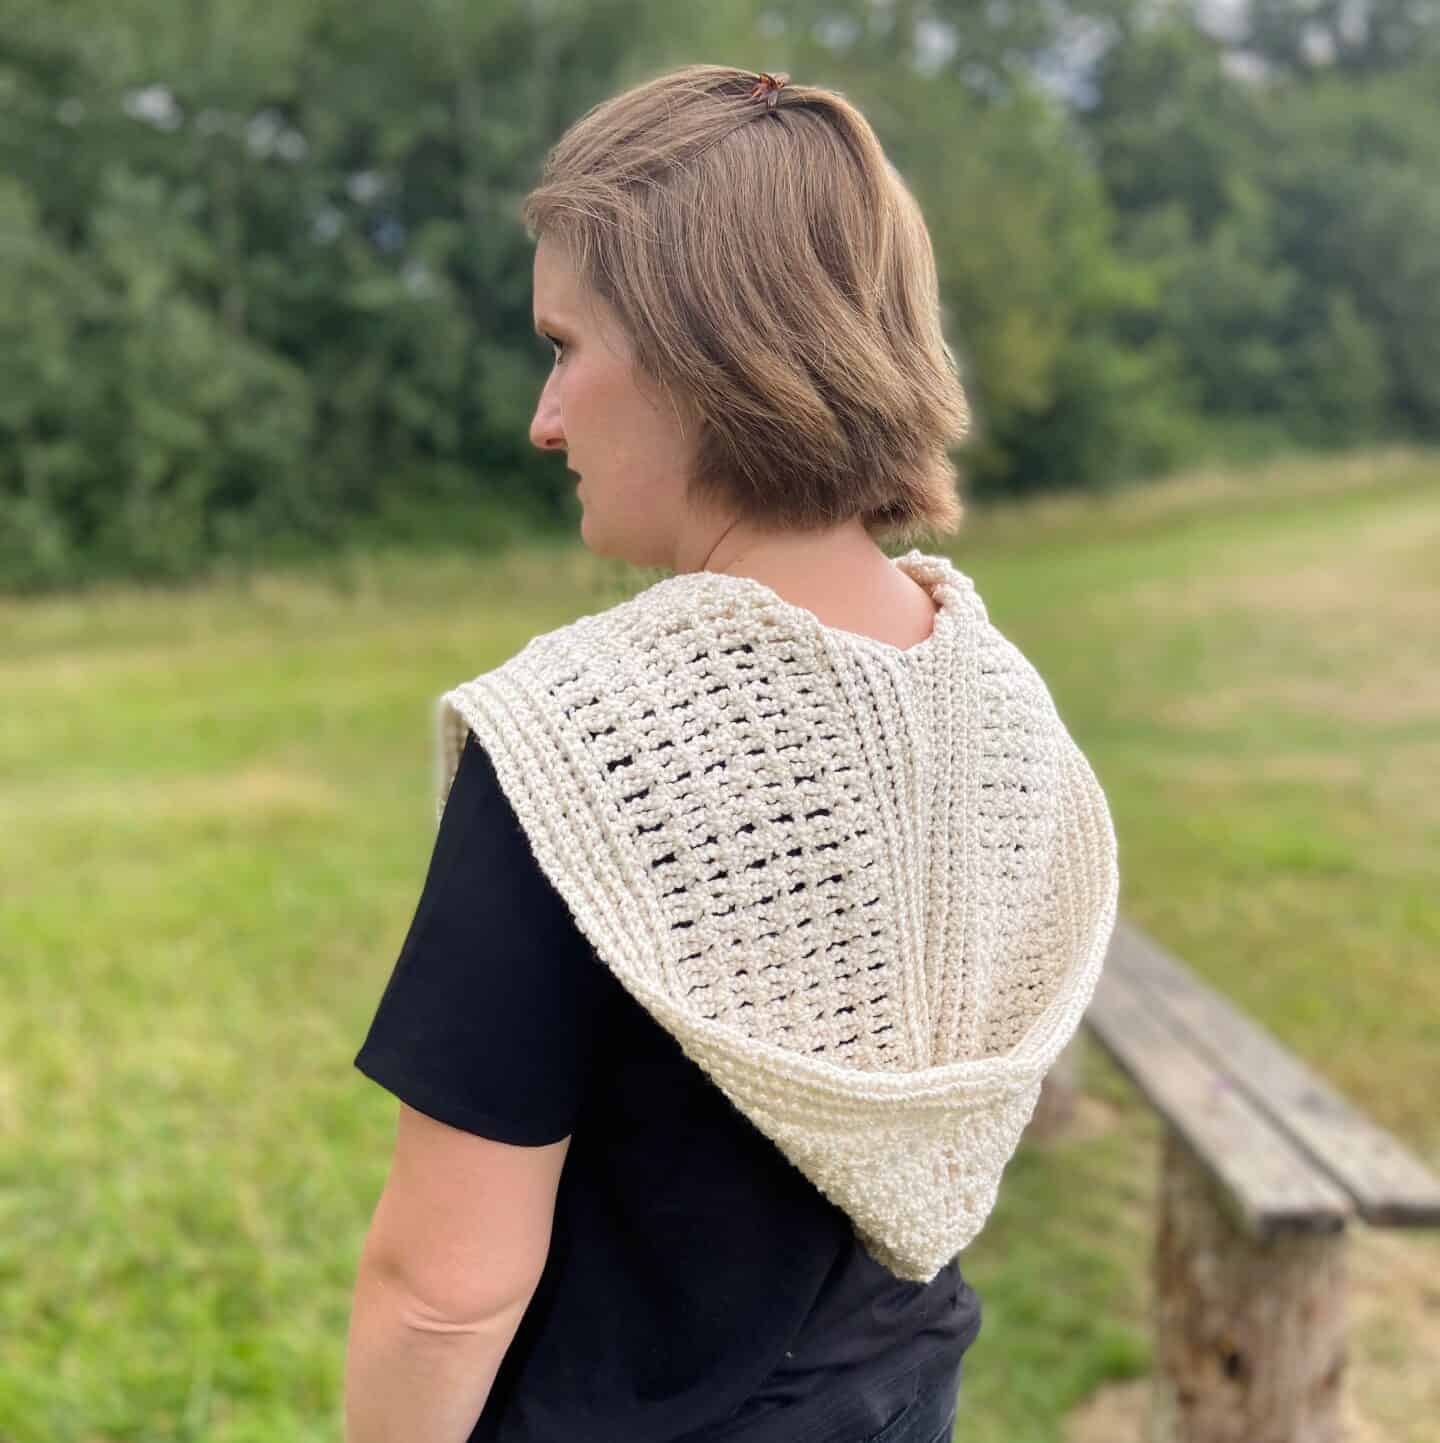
[1111,485,1440,735]
[17,767,342,825]
[1065,1377,1149,1443]
[1117,487,1436,618]
[1158,669,1440,729]
[964,446,1437,547]
[1346,1225,1440,1443]
[1119,491,1440,616]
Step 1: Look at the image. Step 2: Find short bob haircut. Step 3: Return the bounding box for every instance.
[521,63,969,546]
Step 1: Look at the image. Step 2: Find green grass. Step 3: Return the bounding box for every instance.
[2,448,1437,1441]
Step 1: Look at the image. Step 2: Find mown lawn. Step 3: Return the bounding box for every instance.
[2,447,1436,1442]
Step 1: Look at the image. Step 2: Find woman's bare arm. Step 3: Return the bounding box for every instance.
[344,1104,568,1443]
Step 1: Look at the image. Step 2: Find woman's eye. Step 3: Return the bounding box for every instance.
[544,333,566,363]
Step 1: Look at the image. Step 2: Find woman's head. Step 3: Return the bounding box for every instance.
[523,63,969,564]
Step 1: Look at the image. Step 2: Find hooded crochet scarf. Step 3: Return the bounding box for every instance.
[434,549,1119,1282]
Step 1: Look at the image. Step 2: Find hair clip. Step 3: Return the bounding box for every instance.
[747,71,790,111]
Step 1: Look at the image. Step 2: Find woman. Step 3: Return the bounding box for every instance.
[344,64,1119,1443]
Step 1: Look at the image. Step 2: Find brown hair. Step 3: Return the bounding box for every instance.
[521,63,969,545]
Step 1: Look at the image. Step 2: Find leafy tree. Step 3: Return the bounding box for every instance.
[1262,69,1440,432]
[1237,0,1440,78]
[3,0,1438,586]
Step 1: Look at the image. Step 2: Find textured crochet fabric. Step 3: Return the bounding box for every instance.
[435,548,1120,1282]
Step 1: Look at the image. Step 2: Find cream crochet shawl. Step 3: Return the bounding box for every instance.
[435,549,1119,1282]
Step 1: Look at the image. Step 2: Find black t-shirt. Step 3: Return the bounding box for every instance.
[355,731,983,1443]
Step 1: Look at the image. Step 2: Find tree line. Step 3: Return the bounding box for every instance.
[2,0,1437,589]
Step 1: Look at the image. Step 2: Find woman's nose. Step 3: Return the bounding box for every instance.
[529,374,565,452]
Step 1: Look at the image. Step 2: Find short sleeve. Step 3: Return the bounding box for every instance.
[354,729,612,1145]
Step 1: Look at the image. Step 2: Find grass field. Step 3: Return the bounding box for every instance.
[2,447,1437,1442]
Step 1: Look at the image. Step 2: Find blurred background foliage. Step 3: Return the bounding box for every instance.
[2,0,1438,590]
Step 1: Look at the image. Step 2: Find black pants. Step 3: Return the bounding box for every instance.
[860,1346,963,1443]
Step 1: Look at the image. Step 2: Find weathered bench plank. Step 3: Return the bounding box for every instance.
[1066,916,1440,1443]
[1106,917,1440,1225]
[1086,963,1354,1238]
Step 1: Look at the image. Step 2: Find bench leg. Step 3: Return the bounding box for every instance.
[1149,1129,1349,1443]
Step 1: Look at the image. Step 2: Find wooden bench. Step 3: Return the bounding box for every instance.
[1045,915,1440,1443]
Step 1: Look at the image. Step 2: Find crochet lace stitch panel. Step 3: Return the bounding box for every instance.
[509,583,913,1070]
[954,623,1082,1063]
[437,559,1101,1081]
